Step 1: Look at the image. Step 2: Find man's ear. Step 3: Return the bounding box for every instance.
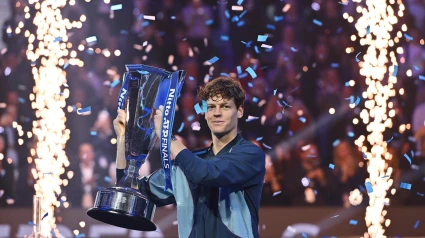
[237,104,244,119]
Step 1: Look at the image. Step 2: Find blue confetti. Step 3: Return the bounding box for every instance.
[366,26,370,34]
[76,234,86,238]
[86,36,97,43]
[217,1,228,4]
[194,103,203,114]
[239,72,248,78]
[237,21,245,27]
[290,47,298,52]
[220,35,229,41]
[111,80,120,88]
[189,76,194,81]
[262,143,272,149]
[418,192,424,197]
[288,130,293,136]
[355,52,361,62]
[345,81,350,86]
[359,185,365,192]
[252,97,258,103]
[414,220,420,229]
[404,33,413,41]
[202,100,207,112]
[246,116,259,122]
[355,96,361,106]
[18,97,25,103]
[90,131,97,136]
[276,125,282,134]
[236,66,242,74]
[254,46,260,54]
[208,56,219,64]
[205,19,214,25]
[76,106,91,115]
[291,87,299,93]
[400,182,411,190]
[248,82,253,87]
[331,63,339,68]
[257,35,268,42]
[53,37,62,42]
[386,136,393,143]
[42,213,48,220]
[246,67,257,78]
[225,10,230,19]
[266,24,276,30]
[332,139,340,147]
[273,89,277,96]
[64,61,70,69]
[170,16,176,20]
[110,4,122,11]
[419,75,425,81]
[187,115,194,122]
[177,123,184,133]
[28,221,37,226]
[274,16,283,22]
[365,182,373,193]
[392,65,398,77]
[231,16,239,22]
[349,220,358,225]
[302,233,307,238]
[414,65,420,70]
[237,0,243,4]
[329,164,335,169]
[256,137,263,141]
[239,10,247,18]
[348,132,355,137]
[104,176,111,183]
[362,152,367,159]
[404,153,412,165]
[313,19,323,26]
[299,117,306,123]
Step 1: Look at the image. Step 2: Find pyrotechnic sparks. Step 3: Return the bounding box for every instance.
[347,0,406,237]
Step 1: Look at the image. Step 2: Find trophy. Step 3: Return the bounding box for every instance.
[87,64,185,231]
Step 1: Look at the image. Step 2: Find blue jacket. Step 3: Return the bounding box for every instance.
[118,133,265,237]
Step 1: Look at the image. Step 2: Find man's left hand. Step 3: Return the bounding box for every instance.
[154,105,164,138]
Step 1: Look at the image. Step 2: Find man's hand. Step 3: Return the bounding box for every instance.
[154,105,164,138]
[113,109,126,138]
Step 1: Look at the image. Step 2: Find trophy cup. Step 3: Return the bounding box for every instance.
[87,64,185,231]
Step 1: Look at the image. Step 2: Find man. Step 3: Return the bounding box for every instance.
[115,76,265,237]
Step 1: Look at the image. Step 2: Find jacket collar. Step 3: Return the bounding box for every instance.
[208,132,243,156]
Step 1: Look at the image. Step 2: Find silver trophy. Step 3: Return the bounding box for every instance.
[87,64,185,231]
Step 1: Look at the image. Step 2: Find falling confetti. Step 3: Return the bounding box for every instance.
[329,164,335,169]
[273,191,281,196]
[349,220,358,225]
[355,52,361,62]
[400,182,411,190]
[110,4,122,11]
[246,67,257,78]
[312,19,323,26]
[257,35,268,42]
[392,65,398,77]
[404,33,413,41]
[365,182,373,193]
[404,153,412,165]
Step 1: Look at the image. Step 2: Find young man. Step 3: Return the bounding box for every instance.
[115,77,265,238]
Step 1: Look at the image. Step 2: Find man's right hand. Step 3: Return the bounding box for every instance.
[113,109,126,138]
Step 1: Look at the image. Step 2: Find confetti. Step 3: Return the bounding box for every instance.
[299,117,306,123]
[260,44,272,49]
[331,63,339,68]
[76,106,91,115]
[386,136,393,143]
[274,16,284,22]
[248,82,253,87]
[237,21,245,27]
[252,97,258,103]
[273,89,277,95]
[205,19,214,25]
[276,125,282,134]
[246,67,257,78]
[302,233,307,238]
[220,35,229,41]
[332,139,340,147]
[349,220,358,225]
[246,116,259,122]
[365,181,373,193]
[331,215,339,218]
[90,131,97,136]
[110,80,120,88]
[144,15,155,20]
[414,220,420,229]
[85,36,97,43]
[355,96,361,106]
[355,52,361,62]
[419,75,425,81]
[257,35,268,42]
[177,123,184,133]
[237,0,243,4]
[418,192,424,197]
[28,221,37,226]
[76,234,86,238]
[266,24,275,30]
[239,10,247,18]
[404,33,413,41]
[217,1,228,4]
[254,46,260,54]
[392,65,398,77]
[348,132,355,137]
[42,213,48,220]
[273,191,281,196]
[110,4,122,11]
[207,56,219,64]
[63,61,70,69]
[290,47,298,52]
[194,103,203,114]
[400,182,411,190]
[312,19,323,26]
[104,176,111,183]
[362,152,367,159]
[256,137,263,141]
[366,25,370,34]
[231,5,243,11]
[262,143,272,149]
[53,37,62,42]
[329,163,335,169]
[414,65,420,70]
[404,153,412,165]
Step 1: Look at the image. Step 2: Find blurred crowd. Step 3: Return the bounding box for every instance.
[1,0,425,209]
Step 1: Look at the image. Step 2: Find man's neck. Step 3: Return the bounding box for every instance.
[211,130,238,155]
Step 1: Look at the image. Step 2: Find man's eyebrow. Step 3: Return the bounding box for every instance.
[207,102,230,106]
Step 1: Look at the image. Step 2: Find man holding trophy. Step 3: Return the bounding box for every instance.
[88,64,265,238]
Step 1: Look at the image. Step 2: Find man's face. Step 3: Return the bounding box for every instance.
[205,95,243,138]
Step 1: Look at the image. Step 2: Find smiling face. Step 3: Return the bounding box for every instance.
[205,95,243,138]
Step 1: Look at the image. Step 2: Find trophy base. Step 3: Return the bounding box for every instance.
[87,187,157,231]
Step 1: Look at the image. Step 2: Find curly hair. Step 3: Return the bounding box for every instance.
[197,76,245,109]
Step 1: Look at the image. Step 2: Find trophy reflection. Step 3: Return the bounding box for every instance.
[87,64,185,231]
